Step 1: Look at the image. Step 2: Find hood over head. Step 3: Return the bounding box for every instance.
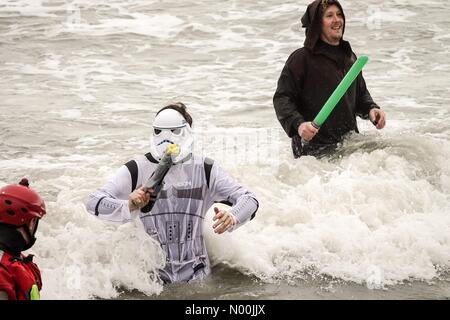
[301,0,346,50]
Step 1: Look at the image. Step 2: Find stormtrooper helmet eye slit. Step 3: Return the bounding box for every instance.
[171,128,182,135]
[154,128,162,136]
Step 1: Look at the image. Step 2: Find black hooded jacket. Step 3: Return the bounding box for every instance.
[273,0,379,157]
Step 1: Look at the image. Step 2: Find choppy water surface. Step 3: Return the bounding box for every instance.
[0,0,449,299]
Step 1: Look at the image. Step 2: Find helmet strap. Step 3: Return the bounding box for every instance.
[21,222,37,251]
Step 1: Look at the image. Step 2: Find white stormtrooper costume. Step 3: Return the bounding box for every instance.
[86,108,259,283]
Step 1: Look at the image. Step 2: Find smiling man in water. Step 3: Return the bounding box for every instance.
[273,0,386,157]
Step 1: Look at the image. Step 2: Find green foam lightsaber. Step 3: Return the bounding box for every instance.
[312,55,369,129]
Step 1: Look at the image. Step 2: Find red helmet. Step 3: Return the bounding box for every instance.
[0,180,46,227]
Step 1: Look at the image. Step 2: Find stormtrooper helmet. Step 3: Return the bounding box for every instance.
[149,107,193,163]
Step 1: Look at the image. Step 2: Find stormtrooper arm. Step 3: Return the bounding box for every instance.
[85,165,138,223]
[208,163,259,231]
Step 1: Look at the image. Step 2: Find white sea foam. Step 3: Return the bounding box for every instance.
[59,13,184,38]
[0,0,58,17]
[207,136,450,287]
[35,190,165,299]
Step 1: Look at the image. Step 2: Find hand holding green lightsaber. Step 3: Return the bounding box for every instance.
[300,55,369,143]
[312,55,369,129]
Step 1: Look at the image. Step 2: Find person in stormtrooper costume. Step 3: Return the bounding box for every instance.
[86,102,259,283]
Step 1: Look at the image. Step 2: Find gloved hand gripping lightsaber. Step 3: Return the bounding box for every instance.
[144,143,179,192]
[311,55,369,129]
[139,143,179,213]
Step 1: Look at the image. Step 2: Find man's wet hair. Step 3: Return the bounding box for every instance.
[157,102,193,127]
[321,0,338,10]
[319,0,345,24]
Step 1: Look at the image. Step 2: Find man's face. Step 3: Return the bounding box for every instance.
[321,4,344,45]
